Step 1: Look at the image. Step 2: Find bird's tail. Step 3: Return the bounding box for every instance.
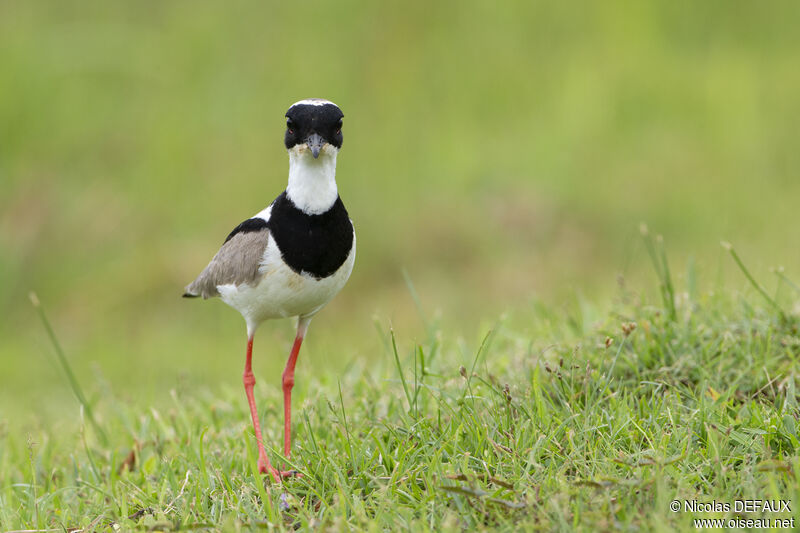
[182,283,200,298]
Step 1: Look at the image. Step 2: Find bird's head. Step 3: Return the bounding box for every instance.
[284,99,343,160]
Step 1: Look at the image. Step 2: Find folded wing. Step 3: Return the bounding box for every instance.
[183,219,270,299]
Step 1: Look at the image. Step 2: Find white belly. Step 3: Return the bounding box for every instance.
[218,233,355,333]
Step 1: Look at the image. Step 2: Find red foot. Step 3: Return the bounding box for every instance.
[277,469,303,479]
[257,460,302,481]
[257,458,279,483]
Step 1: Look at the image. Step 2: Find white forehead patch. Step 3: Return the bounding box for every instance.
[290,98,337,108]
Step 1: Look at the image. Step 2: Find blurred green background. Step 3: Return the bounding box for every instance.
[2,1,799,421]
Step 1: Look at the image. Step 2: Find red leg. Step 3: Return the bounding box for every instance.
[282,317,311,459]
[242,335,281,483]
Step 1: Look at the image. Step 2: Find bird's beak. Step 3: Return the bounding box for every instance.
[306,133,324,159]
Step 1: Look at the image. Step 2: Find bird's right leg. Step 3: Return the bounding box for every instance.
[243,335,281,483]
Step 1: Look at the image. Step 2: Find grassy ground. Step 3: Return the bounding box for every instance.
[2,245,799,531]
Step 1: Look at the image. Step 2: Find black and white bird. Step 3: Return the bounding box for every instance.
[183,99,355,482]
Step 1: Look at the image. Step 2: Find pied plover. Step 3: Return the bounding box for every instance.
[184,99,355,482]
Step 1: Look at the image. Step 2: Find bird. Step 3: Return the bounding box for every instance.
[183,99,355,482]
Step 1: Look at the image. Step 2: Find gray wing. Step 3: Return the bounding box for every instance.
[183,227,269,299]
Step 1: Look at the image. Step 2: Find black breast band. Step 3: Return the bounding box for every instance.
[267,192,353,279]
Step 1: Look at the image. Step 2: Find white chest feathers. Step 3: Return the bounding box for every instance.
[217,232,356,331]
[285,147,339,215]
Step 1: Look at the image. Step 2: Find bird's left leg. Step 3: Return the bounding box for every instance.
[242,334,281,482]
[282,316,312,460]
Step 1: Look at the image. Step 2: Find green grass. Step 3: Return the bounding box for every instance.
[2,257,799,531]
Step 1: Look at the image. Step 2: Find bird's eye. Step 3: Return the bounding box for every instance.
[336,120,342,134]
[286,119,294,133]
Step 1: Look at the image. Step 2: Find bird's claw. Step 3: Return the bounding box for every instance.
[258,458,302,482]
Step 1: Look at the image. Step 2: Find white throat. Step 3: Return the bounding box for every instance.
[286,146,339,214]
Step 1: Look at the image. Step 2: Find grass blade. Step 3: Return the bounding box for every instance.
[338,381,356,473]
[390,328,413,415]
[774,268,800,295]
[657,235,677,322]
[402,269,441,366]
[460,329,495,403]
[29,292,108,445]
[640,225,677,321]
[721,242,788,323]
